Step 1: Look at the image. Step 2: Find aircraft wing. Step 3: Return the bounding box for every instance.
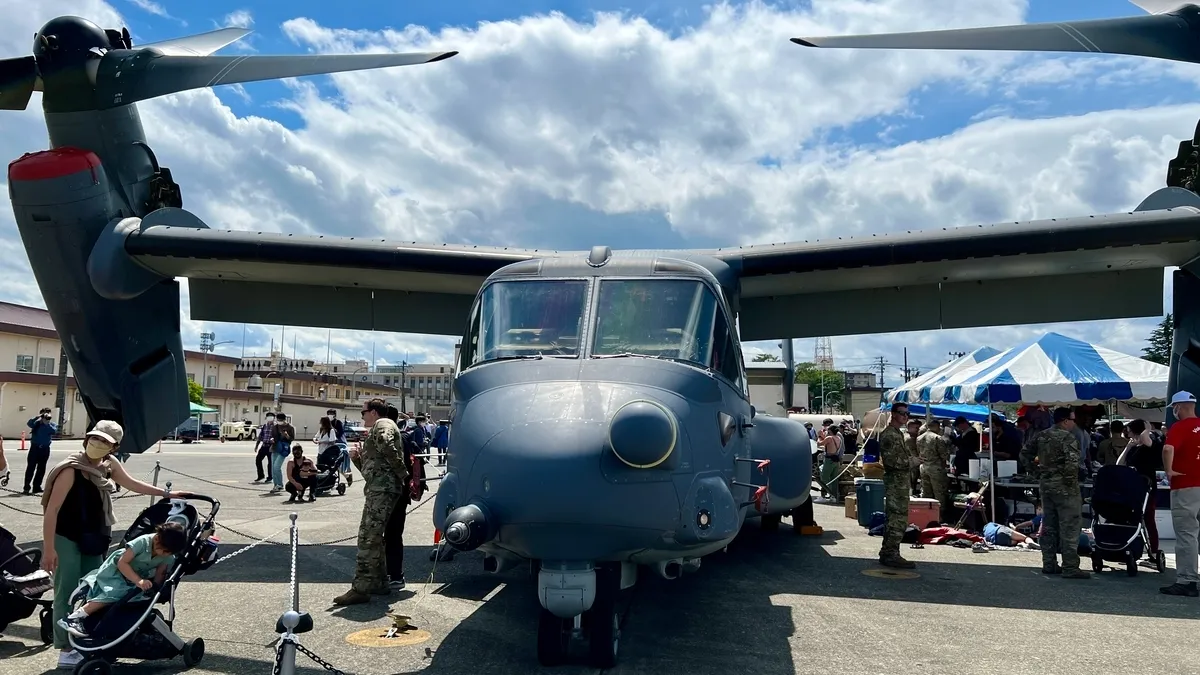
[122,221,564,336]
[709,198,1200,342]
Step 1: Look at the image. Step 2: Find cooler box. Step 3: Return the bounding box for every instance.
[856,479,885,528]
[908,497,940,528]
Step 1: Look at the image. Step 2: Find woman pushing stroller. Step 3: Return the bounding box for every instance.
[57,521,188,638]
[39,420,192,670]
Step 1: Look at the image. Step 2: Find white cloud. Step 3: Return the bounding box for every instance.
[128,0,168,19]
[0,0,1192,383]
[223,9,253,28]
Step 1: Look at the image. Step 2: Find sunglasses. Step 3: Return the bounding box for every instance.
[360,409,370,417]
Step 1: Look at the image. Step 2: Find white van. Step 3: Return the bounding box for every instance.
[221,420,256,441]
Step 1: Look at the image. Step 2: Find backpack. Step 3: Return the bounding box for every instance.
[1137,430,1166,474]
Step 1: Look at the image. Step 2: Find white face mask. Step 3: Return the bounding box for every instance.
[85,439,111,459]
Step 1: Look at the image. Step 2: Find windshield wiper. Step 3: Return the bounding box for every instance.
[592,352,661,360]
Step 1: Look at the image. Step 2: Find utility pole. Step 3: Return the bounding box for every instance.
[903,348,909,382]
[876,356,887,389]
[948,350,967,362]
[55,346,68,430]
[399,360,409,414]
[200,331,214,390]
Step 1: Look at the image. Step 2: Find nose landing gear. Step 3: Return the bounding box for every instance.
[536,565,624,668]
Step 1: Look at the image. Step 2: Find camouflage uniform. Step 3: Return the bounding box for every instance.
[906,433,921,494]
[878,425,912,565]
[342,418,409,599]
[918,430,952,520]
[1029,427,1086,576]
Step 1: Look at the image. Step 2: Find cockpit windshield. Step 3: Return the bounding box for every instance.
[592,279,718,366]
[467,279,588,364]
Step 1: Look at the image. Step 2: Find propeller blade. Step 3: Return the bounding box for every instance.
[95,51,458,108]
[791,13,1200,64]
[0,55,37,110]
[1129,1,1192,14]
[137,27,252,56]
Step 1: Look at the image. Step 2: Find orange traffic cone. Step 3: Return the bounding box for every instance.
[433,529,442,544]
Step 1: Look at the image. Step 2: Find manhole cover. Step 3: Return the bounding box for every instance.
[345,627,432,647]
[861,569,920,580]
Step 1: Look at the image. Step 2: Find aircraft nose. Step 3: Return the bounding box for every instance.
[608,399,677,469]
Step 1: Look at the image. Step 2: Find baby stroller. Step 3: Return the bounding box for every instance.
[65,494,221,674]
[314,444,348,496]
[1089,464,1167,576]
[0,523,55,643]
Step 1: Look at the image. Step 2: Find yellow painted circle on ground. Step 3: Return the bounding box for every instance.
[345,627,433,647]
[861,569,920,580]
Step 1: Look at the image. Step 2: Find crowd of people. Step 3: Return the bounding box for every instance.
[809,395,1200,597]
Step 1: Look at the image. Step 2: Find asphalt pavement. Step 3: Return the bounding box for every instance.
[1,440,1197,674]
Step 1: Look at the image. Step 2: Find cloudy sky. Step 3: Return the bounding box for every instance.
[0,0,1189,387]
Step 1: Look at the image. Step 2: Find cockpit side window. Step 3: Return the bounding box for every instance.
[466,279,589,367]
[709,306,745,393]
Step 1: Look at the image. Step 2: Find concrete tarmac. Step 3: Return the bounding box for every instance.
[1,440,1197,674]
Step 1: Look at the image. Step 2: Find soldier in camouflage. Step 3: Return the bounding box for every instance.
[918,419,952,523]
[879,403,915,569]
[334,398,411,605]
[1021,406,1090,579]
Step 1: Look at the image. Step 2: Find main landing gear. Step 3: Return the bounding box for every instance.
[536,564,626,668]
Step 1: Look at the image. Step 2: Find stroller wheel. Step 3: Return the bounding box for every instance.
[337,483,347,496]
[73,658,111,675]
[1126,551,1138,577]
[1091,555,1103,574]
[39,607,53,644]
[1156,550,1167,573]
[183,637,205,667]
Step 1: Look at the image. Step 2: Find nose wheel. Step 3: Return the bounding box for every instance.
[535,566,622,668]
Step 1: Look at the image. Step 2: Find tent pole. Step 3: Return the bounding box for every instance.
[988,401,996,524]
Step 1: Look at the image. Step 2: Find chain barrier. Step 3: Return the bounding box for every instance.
[159,466,267,492]
[294,642,348,675]
[274,511,353,675]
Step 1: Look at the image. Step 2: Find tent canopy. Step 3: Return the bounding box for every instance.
[885,346,1001,404]
[922,332,1169,406]
[882,402,1000,424]
[190,401,218,414]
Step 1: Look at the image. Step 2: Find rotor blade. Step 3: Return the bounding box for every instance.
[0,55,37,110]
[137,27,253,56]
[791,13,1200,64]
[1129,0,1192,14]
[95,51,458,108]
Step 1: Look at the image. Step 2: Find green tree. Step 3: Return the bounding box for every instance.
[1142,314,1173,365]
[794,362,846,412]
[188,379,205,406]
[753,353,780,362]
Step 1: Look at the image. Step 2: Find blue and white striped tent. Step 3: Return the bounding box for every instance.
[922,332,1169,406]
[884,346,1001,404]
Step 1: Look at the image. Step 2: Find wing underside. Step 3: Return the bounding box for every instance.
[124,226,560,336]
[125,197,1200,341]
[709,204,1200,341]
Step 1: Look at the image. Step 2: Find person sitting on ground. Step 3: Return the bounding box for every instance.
[983,521,1037,548]
[57,522,188,638]
[285,444,319,503]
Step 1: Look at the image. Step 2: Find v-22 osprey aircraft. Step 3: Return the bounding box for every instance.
[9,5,1200,667]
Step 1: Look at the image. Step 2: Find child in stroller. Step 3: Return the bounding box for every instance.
[0,523,55,644]
[62,494,221,674]
[58,522,187,639]
[1089,464,1167,576]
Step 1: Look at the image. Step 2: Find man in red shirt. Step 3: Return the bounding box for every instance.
[1162,391,1200,597]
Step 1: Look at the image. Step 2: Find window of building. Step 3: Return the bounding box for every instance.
[37,357,55,375]
[15,355,33,372]
[206,374,216,388]
[187,373,195,382]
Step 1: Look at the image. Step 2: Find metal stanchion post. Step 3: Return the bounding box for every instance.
[151,461,161,507]
[276,511,301,675]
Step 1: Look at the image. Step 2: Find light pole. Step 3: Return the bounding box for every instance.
[349,366,369,403]
[199,332,235,390]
